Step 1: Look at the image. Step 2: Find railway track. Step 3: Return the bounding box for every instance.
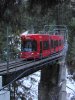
[0,43,67,75]
[0,59,35,73]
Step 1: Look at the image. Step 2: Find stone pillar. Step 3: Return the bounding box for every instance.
[38,63,59,100]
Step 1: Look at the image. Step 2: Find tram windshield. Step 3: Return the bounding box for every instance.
[21,40,37,52]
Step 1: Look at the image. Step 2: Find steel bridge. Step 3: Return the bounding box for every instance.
[0,42,67,86]
[0,41,68,100]
[0,25,68,86]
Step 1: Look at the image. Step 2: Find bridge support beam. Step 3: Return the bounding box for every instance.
[38,63,59,100]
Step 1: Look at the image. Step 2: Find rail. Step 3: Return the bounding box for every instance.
[0,51,64,75]
[0,42,68,75]
[0,42,68,100]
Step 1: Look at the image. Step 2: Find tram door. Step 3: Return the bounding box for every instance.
[40,41,42,57]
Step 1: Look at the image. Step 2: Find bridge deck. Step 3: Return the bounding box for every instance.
[0,51,64,76]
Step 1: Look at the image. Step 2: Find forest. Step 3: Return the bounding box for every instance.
[0,0,75,74]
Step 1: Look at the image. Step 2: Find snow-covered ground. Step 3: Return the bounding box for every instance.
[16,66,75,100]
[17,71,41,100]
[66,68,75,100]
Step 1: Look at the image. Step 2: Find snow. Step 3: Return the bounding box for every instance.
[17,86,25,94]
[21,31,29,35]
[17,71,41,100]
[22,78,31,88]
[66,68,75,100]
[16,66,75,100]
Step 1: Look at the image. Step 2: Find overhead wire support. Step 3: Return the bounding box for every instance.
[6,26,9,74]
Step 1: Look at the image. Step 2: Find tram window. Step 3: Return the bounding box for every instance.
[43,41,49,50]
[57,40,58,46]
[60,40,62,45]
[32,40,37,51]
[21,40,32,51]
[61,40,62,45]
[54,40,58,48]
[54,40,56,48]
[59,40,61,46]
[62,40,64,44]
[51,40,54,48]
[55,40,58,47]
[21,41,25,51]
[21,40,37,52]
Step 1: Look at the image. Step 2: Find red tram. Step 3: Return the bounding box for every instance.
[20,32,64,59]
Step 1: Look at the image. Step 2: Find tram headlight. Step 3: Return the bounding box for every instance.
[20,53,22,56]
[32,53,34,55]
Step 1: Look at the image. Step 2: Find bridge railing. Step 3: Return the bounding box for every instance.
[0,48,63,64]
